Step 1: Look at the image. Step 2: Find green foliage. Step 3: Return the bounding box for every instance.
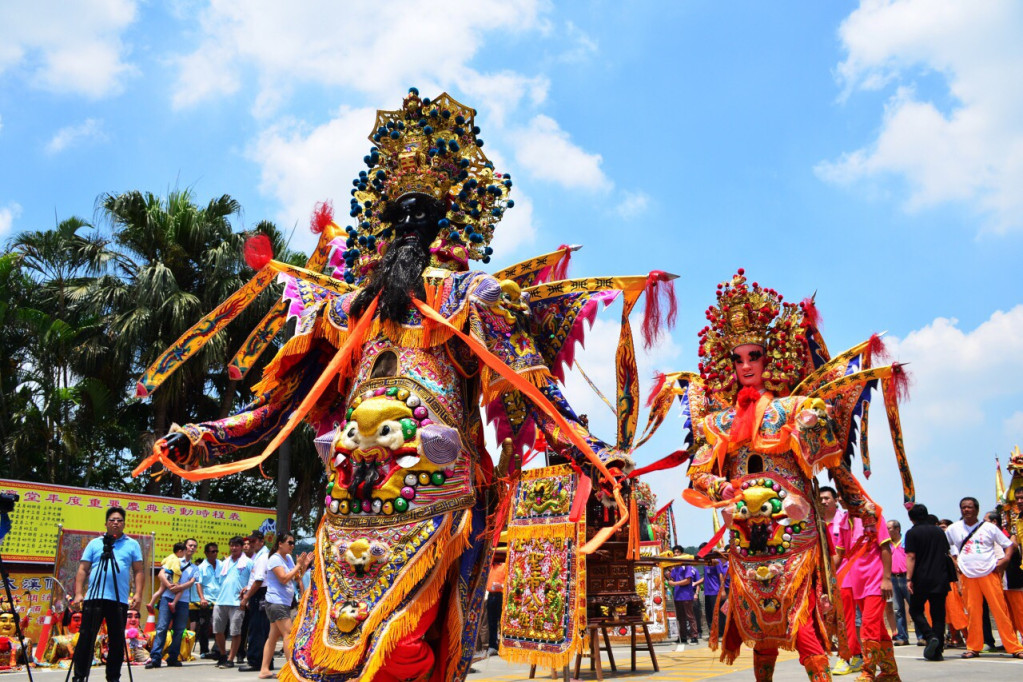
[1,191,317,522]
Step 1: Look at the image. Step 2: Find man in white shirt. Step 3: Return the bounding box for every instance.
[239,529,271,672]
[946,496,1022,658]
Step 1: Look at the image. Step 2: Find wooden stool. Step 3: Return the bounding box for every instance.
[571,618,658,680]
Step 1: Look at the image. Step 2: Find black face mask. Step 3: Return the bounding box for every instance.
[351,194,446,323]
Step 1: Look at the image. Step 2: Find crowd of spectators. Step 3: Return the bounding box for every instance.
[140,528,310,677]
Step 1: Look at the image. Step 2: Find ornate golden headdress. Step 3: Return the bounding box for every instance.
[698,269,815,401]
[340,89,513,282]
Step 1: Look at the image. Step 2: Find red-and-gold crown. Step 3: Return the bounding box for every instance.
[698,269,815,402]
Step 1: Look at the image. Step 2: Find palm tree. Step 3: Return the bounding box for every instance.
[92,191,309,499]
[5,219,123,483]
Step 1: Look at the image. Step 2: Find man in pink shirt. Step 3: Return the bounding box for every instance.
[835,498,900,681]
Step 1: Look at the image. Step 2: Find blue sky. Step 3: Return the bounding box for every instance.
[2,1,1022,543]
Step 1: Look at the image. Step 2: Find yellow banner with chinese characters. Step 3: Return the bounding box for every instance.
[0,479,275,566]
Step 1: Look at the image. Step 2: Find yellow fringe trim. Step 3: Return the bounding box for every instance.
[507,521,576,542]
[480,365,555,406]
[498,639,583,671]
[441,574,466,681]
[302,510,473,676]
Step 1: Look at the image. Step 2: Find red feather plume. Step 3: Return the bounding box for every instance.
[550,243,573,282]
[243,234,274,271]
[800,295,822,328]
[646,371,668,407]
[641,270,678,350]
[866,333,889,365]
[310,200,334,235]
[891,363,911,403]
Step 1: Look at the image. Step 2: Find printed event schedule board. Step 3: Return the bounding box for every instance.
[0,478,275,566]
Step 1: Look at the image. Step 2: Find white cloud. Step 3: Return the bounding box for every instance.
[818,0,1023,232]
[46,118,106,154]
[845,306,1023,520]
[511,115,612,191]
[247,106,377,253]
[171,0,546,115]
[488,194,537,258]
[615,190,650,220]
[559,21,598,63]
[183,0,607,253]
[0,0,138,98]
[0,203,22,239]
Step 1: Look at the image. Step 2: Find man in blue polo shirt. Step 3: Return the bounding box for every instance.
[195,541,222,658]
[213,536,252,668]
[71,506,144,682]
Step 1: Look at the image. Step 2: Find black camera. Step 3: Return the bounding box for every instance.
[101,532,116,559]
[0,493,18,514]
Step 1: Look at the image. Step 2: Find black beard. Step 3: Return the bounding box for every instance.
[351,236,428,323]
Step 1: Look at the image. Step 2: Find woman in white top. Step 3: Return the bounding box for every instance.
[259,532,312,679]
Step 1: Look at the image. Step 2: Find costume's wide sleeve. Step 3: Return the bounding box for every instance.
[171,348,330,464]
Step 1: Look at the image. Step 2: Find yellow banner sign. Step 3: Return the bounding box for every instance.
[0,479,275,566]
[2,571,54,642]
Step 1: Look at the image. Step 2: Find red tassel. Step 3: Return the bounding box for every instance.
[646,371,668,407]
[310,200,334,234]
[641,270,678,350]
[892,363,911,402]
[800,295,822,328]
[698,524,729,557]
[243,234,274,271]
[866,333,889,365]
[626,449,690,478]
[550,244,572,281]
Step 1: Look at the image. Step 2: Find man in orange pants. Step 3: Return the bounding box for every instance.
[946,496,1023,658]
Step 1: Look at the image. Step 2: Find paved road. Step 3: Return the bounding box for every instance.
[21,640,1020,681]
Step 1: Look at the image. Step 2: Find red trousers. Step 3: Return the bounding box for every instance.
[371,601,439,682]
[840,588,889,656]
[840,587,861,656]
[856,594,891,643]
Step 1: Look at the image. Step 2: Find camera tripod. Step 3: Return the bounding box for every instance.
[0,504,34,681]
[64,534,134,682]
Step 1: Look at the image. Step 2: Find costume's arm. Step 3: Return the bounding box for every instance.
[827,462,879,527]
[688,443,729,501]
[468,280,619,466]
[165,348,328,465]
